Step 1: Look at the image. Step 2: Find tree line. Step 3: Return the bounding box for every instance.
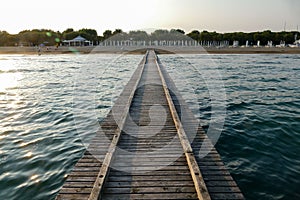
[0,28,299,46]
[187,30,299,46]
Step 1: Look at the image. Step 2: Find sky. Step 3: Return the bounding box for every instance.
[1,0,299,35]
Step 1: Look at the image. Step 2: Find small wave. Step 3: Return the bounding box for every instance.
[52,113,73,126]
[46,60,69,63]
[256,61,282,65]
[1,69,26,74]
[227,101,252,111]
[259,77,284,83]
[3,69,49,73]
[96,104,111,110]
[46,82,62,86]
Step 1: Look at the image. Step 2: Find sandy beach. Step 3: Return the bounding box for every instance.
[0,46,300,54]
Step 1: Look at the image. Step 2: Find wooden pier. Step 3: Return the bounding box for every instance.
[55,50,244,200]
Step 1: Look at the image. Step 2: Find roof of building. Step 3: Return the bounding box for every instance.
[62,35,90,43]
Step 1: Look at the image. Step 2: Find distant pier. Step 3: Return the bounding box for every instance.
[55,50,244,200]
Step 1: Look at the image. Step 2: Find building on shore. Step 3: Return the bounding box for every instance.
[62,36,92,46]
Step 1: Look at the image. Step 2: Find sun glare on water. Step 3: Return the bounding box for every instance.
[0,73,22,92]
[0,58,22,93]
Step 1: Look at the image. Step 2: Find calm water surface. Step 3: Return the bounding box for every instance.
[0,53,299,199]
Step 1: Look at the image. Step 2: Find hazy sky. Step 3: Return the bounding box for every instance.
[1,0,299,34]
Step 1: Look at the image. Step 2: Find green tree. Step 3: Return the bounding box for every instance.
[150,29,170,40]
[128,30,148,40]
[175,29,185,35]
[187,30,200,41]
[1,28,300,46]
[103,30,112,39]
[63,31,79,40]
[200,30,212,41]
[17,29,61,46]
[63,28,74,34]
[0,31,18,46]
[79,28,97,37]
[78,28,98,44]
[113,29,123,35]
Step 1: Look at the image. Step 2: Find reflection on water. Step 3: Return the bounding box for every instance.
[0,73,22,92]
[0,57,20,91]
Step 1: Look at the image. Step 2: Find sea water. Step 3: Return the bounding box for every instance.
[0,53,299,199]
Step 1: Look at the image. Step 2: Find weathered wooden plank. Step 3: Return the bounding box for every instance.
[65,172,99,177]
[107,175,193,182]
[110,160,188,165]
[77,159,103,163]
[209,193,245,200]
[113,155,187,160]
[103,186,197,194]
[71,167,102,172]
[200,170,231,175]
[107,165,191,171]
[203,175,234,181]
[207,187,242,193]
[63,182,95,188]
[204,181,238,187]
[102,193,198,200]
[59,187,92,194]
[198,161,226,166]
[56,194,90,200]
[105,180,195,188]
[66,176,97,182]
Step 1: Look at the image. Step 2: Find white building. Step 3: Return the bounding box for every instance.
[62,36,92,46]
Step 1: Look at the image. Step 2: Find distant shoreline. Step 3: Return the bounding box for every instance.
[1,46,300,55]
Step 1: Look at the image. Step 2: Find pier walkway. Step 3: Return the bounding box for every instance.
[55,50,244,200]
